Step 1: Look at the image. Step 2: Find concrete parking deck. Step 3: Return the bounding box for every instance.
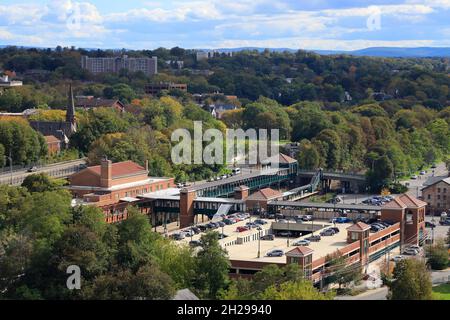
[193,219,352,264]
[227,222,351,263]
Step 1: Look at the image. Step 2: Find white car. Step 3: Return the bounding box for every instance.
[403,248,419,256]
[391,255,405,262]
[410,175,418,180]
[293,239,311,246]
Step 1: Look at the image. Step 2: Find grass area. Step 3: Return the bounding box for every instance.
[432,283,450,300]
[309,193,336,203]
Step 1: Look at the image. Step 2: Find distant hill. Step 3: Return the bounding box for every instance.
[209,47,450,58]
[2,44,450,58]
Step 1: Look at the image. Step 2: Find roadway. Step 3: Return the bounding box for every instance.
[401,162,448,198]
[0,158,87,186]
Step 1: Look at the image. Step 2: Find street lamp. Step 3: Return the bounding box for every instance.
[257,226,262,258]
[221,216,225,238]
[287,218,290,247]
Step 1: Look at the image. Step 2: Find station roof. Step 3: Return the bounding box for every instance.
[268,201,381,211]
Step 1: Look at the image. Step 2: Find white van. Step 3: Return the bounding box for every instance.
[232,168,241,175]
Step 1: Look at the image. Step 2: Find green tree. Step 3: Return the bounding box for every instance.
[389,259,432,300]
[325,251,362,291]
[426,240,449,270]
[259,280,335,300]
[21,173,64,193]
[194,231,230,299]
[296,139,320,170]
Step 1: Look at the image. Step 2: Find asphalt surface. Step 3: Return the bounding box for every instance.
[0,159,87,185]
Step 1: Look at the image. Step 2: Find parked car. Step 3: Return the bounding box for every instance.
[232,168,241,175]
[246,222,258,229]
[372,223,386,230]
[207,222,219,230]
[302,215,313,221]
[320,229,336,236]
[278,231,292,237]
[335,217,352,223]
[216,221,225,227]
[254,219,268,225]
[197,225,208,232]
[410,175,418,180]
[189,240,202,247]
[236,226,249,233]
[391,255,405,262]
[277,219,289,224]
[223,219,234,225]
[330,227,340,234]
[266,249,284,257]
[267,213,276,219]
[173,233,185,241]
[27,166,38,172]
[370,225,382,232]
[431,164,437,169]
[403,248,419,256]
[293,239,311,246]
[218,234,228,239]
[190,226,201,234]
[409,245,421,251]
[261,234,275,241]
[183,229,195,237]
[306,235,321,242]
[420,171,426,175]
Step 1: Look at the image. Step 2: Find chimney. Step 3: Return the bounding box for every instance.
[234,185,249,200]
[100,157,113,188]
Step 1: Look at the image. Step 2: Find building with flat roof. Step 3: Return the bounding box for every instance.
[81,55,158,76]
[195,193,427,284]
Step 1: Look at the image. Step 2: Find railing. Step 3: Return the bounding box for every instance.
[0,163,83,186]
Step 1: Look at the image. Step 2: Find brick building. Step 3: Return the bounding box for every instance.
[44,135,62,155]
[421,177,450,215]
[225,193,427,284]
[75,96,125,113]
[68,159,175,221]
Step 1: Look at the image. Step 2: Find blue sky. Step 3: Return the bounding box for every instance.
[0,0,449,50]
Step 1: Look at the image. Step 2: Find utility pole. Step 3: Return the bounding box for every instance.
[287,218,290,247]
[257,227,262,258]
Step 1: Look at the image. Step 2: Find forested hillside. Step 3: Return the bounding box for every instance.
[0,46,449,191]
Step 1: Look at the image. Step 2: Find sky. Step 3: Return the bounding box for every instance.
[0,0,449,50]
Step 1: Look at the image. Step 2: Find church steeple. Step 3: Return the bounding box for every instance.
[66,84,77,133]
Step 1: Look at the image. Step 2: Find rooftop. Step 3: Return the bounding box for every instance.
[347,221,370,232]
[246,188,283,201]
[87,160,147,178]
